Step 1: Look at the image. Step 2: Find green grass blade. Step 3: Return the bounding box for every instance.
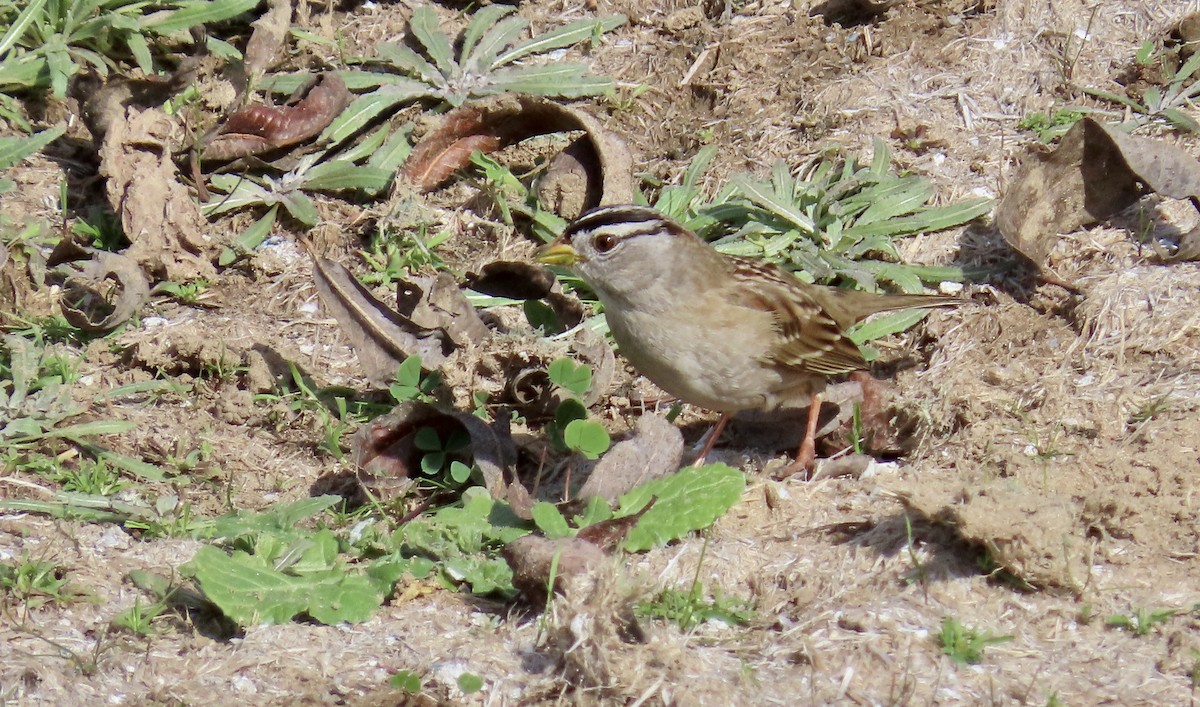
[459,4,516,64]
[300,160,392,193]
[0,55,50,91]
[868,136,891,174]
[842,198,992,239]
[319,82,429,144]
[491,15,625,68]
[126,31,153,73]
[202,176,273,216]
[0,498,129,523]
[0,124,65,171]
[852,178,936,226]
[334,123,388,164]
[848,308,932,345]
[93,380,186,402]
[143,0,261,35]
[486,64,612,97]
[1081,86,1145,113]
[1162,108,1200,134]
[0,0,48,57]
[280,190,318,226]
[44,44,73,98]
[1168,50,1200,93]
[465,15,528,73]
[730,175,816,234]
[367,125,412,172]
[87,445,168,482]
[376,41,445,87]
[218,204,277,266]
[409,6,455,77]
[682,145,717,191]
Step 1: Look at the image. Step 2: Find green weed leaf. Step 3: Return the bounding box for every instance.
[619,464,746,552]
[531,502,573,539]
[0,125,65,171]
[547,358,591,396]
[563,419,609,460]
[183,545,385,625]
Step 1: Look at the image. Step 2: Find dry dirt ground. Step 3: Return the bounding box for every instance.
[3,0,1200,704]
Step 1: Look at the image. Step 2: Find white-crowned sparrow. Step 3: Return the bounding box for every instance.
[537,204,959,471]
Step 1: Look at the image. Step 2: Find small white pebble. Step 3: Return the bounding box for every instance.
[231,675,257,694]
[142,316,168,328]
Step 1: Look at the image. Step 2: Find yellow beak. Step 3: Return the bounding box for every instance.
[535,242,583,266]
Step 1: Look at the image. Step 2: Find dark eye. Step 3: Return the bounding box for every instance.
[593,232,618,253]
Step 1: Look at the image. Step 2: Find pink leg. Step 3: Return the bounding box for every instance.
[792,393,823,475]
[692,413,730,467]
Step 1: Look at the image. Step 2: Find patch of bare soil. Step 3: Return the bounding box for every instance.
[3,0,1200,705]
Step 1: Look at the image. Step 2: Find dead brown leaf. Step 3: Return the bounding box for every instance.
[242,0,292,87]
[502,534,609,605]
[394,273,489,348]
[575,501,655,551]
[536,138,604,221]
[399,94,634,209]
[996,118,1200,271]
[0,241,49,325]
[308,254,452,386]
[464,261,556,300]
[199,73,350,163]
[97,107,216,281]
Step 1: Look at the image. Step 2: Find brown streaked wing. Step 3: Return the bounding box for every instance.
[728,257,867,376]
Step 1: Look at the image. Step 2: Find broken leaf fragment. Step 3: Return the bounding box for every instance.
[575,414,683,504]
[996,117,1200,270]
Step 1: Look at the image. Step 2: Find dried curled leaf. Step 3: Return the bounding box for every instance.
[354,401,532,518]
[536,138,603,220]
[399,93,633,208]
[464,261,556,300]
[48,240,150,333]
[502,535,609,606]
[308,253,452,386]
[243,0,292,86]
[997,118,1200,268]
[200,73,351,162]
[395,273,489,348]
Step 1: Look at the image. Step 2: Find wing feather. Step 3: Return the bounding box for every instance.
[727,257,867,376]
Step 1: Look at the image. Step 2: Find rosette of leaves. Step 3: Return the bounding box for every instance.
[317,5,626,144]
[649,141,991,295]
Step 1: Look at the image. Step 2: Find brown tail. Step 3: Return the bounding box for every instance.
[825,289,962,325]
